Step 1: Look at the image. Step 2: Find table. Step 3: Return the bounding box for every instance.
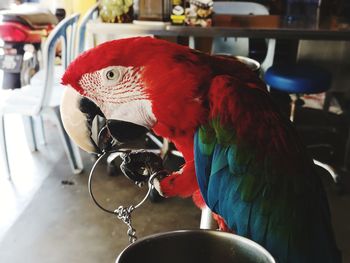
[167,15,350,40]
[86,15,350,41]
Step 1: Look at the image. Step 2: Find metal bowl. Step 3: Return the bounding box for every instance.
[116,230,275,263]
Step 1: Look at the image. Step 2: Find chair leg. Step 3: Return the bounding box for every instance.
[50,107,84,174]
[200,206,216,229]
[290,97,296,122]
[313,159,340,183]
[323,91,332,112]
[0,114,11,179]
[22,116,38,152]
[37,115,47,145]
[342,127,350,172]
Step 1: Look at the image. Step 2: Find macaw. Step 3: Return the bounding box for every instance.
[60,37,341,263]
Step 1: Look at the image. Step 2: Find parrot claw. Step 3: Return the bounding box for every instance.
[120,150,165,184]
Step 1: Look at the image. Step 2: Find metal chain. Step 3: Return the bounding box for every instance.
[115,205,137,243]
[88,151,164,244]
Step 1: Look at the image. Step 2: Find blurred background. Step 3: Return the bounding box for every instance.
[0,0,350,262]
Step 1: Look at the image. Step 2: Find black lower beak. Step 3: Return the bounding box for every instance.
[96,120,149,152]
[78,97,149,152]
[106,120,149,143]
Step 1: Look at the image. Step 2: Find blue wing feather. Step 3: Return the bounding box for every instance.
[194,130,341,263]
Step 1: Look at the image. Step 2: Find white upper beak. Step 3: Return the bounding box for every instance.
[60,87,98,153]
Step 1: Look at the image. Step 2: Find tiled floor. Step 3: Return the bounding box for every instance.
[0,116,64,241]
[0,108,349,262]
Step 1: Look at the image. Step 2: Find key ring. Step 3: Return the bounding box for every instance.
[88,151,163,243]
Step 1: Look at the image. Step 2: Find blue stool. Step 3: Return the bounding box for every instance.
[264,63,340,184]
[265,63,331,94]
[265,63,332,121]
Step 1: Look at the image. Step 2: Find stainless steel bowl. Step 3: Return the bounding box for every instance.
[116,230,275,263]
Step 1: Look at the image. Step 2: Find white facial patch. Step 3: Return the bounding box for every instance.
[78,65,157,129]
[105,99,156,128]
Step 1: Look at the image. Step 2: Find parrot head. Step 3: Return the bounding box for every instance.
[60,37,210,153]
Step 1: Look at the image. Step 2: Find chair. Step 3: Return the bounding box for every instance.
[211,1,276,74]
[77,2,100,55]
[0,13,83,179]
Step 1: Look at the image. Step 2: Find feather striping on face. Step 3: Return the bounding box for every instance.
[61,37,159,93]
[75,64,157,129]
[79,66,147,105]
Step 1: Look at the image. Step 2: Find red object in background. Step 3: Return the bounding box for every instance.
[0,8,56,44]
[0,22,54,43]
[0,22,35,42]
[0,8,57,89]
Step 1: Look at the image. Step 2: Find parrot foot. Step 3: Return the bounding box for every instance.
[120,150,164,183]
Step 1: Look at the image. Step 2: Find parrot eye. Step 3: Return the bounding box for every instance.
[106,69,119,80]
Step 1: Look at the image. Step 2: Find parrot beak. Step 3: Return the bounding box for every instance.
[60,87,150,154]
[106,119,149,143]
[60,87,100,153]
